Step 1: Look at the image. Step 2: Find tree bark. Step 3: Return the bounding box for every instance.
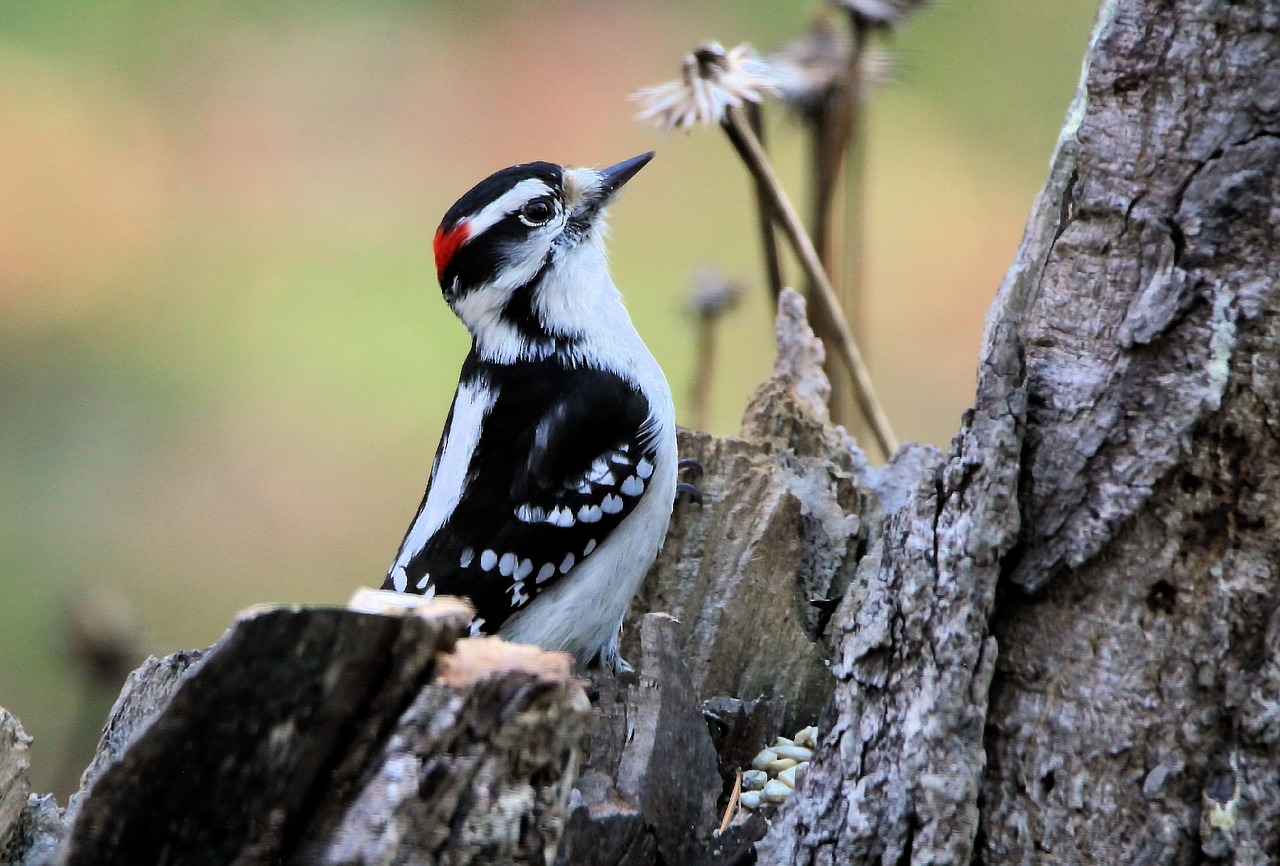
[761,0,1280,863]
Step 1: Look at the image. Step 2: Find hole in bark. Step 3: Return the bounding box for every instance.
[1168,220,1186,266]
[1040,771,1056,794]
[1205,770,1236,805]
[1202,504,1230,538]
[1179,472,1201,493]
[1147,580,1177,614]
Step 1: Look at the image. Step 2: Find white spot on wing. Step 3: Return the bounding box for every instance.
[515,558,533,581]
[620,475,644,497]
[415,573,430,590]
[516,503,545,523]
[499,552,517,577]
[480,549,497,571]
[546,505,575,527]
[583,539,597,556]
[423,583,437,599]
[609,451,630,466]
[587,458,613,485]
[560,552,575,573]
[391,566,408,593]
[469,617,486,637]
[510,580,529,607]
[578,504,602,523]
[601,493,624,514]
[460,547,474,568]
[536,562,556,584]
[636,458,654,479]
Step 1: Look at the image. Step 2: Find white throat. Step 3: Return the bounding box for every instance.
[450,228,652,384]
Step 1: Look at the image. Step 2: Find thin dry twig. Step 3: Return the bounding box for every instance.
[812,16,868,429]
[746,103,785,303]
[721,103,898,458]
[718,768,744,835]
[688,271,743,431]
[632,40,897,457]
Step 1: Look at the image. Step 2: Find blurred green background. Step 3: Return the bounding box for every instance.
[0,0,1096,793]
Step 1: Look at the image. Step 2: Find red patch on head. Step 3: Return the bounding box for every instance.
[433,222,471,281]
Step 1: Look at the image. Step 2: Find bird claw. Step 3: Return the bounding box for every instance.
[676,481,703,505]
[676,458,704,504]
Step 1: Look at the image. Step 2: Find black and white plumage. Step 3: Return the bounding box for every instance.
[384,152,676,672]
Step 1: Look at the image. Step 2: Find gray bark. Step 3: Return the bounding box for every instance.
[625,288,880,733]
[761,0,1280,863]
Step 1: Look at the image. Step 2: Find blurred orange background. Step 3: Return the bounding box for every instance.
[0,0,1096,792]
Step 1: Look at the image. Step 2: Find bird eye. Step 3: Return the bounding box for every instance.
[519,198,555,226]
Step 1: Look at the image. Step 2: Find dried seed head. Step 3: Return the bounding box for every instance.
[769,17,895,114]
[769,15,848,112]
[687,268,744,318]
[633,41,780,132]
[830,0,934,26]
[64,584,145,684]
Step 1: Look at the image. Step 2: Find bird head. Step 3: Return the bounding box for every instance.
[430,153,654,362]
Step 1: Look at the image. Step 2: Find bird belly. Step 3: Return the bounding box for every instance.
[499,429,677,667]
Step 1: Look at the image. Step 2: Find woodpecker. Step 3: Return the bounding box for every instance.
[384,152,676,673]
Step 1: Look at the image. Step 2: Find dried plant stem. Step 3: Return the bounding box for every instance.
[811,20,870,299]
[721,104,898,459]
[718,768,743,835]
[810,19,870,428]
[746,103,785,304]
[690,312,717,431]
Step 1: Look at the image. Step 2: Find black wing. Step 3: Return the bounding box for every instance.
[385,355,660,634]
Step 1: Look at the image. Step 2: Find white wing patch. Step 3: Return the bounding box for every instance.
[392,380,496,575]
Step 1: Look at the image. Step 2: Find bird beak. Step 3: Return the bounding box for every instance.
[597,151,655,202]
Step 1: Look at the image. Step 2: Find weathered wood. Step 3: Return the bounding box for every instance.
[9,600,775,866]
[760,1,1280,864]
[629,289,878,732]
[557,613,761,866]
[61,605,463,864]
[67,650,205,812]
[1,710,32,858]
[757,338,1020,865]
[615,615,722,864]
[980,1,1280,861]
[300,638,589,866]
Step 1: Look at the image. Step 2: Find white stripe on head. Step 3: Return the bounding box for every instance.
[464,178,557,238]
[392,378,496,570]
[448,179,565,359]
